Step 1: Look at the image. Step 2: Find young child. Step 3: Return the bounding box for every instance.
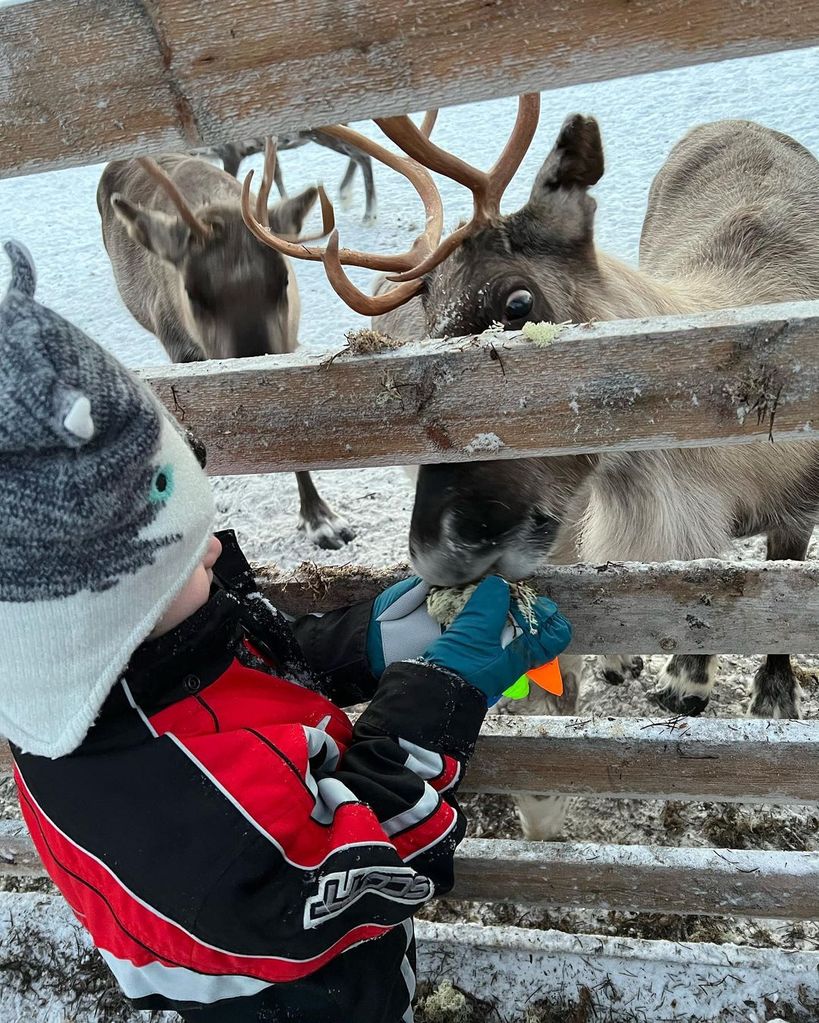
[0,240,572,1023]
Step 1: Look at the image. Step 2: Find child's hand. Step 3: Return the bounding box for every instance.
[422,576,572,700]
[366,576,443,678]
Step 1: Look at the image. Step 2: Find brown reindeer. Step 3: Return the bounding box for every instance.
[97,145,356,549]
[241,101,819,729]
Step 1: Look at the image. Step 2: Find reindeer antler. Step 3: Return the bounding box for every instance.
[137,157,212,239]
[240,116,446,314]
[250,137,336,241]
[241,100,538,316]
[378,94,541,282]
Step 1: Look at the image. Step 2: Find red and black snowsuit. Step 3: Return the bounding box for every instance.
[11,531,487,1022]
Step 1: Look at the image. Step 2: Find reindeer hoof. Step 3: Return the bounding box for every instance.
[600,655,644,686]
[748,660,803,719]
[649,686,709,716]
[299,514,357,550]
[748,693,802,720]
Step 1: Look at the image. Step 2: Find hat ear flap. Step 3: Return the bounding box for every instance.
[3,240,37,300]
[59,390,95,446]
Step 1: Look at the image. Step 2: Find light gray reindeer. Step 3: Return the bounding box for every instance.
[242,99,819,731]
[97,145,356,549]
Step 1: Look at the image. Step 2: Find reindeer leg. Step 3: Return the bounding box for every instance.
[357,154,377,225]
[651,654,717,716]
[295,471,356,550]
[338,158,357,208]
[273,158,287,198]
[749,524,813,719]
[501,652,582,839]
[599,654,645,686]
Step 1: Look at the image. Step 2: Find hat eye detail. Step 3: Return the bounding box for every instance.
[149,464,175,503]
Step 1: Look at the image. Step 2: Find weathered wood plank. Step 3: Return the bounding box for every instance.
[4,895,817,1022]
[453,840,819,919]
[141,304,819,473]
[257,558,819,655]
[4,718,819,802]
[464,717,819,803]
[2,0,818,177]
[3,826,815,919]
[416,921,819,1020]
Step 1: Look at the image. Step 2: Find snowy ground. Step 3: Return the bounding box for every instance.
[1,44,818,1019]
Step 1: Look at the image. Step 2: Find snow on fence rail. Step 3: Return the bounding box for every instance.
[2,0,819,178]
[138,303,819,474]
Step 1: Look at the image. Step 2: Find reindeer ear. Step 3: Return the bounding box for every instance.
[110,195,191,264]
[519,115,603,242]
[534,115,604,192]
[268,186,318,238]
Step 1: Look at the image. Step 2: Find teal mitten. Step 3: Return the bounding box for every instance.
[422,576,572,700]
[366,576,443,678]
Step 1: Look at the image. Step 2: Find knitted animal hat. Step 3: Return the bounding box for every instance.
[0,241,214,758]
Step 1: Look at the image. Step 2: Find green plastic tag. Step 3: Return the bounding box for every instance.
[502,675,530,700]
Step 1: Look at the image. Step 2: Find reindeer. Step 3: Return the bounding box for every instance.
[97,143,356,549]
[196,128,380,224]
[240,101,819,730]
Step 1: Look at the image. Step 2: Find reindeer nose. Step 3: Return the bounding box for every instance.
[409,540,497,587]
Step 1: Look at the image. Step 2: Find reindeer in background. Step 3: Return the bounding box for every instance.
[241,101,819,731]
[97,143,356,550]
[196,128,380,225]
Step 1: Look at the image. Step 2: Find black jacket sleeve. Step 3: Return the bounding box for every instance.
[211,530,379,706]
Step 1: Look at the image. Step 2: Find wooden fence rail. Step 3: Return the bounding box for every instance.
[2,819,816,919]
[452,840,819,920]
[3,0,819,178]
[257,558,819,656]
[5,716,819,802]
[139,303,819,474]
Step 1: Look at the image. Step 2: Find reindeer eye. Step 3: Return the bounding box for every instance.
[504,288,534,324]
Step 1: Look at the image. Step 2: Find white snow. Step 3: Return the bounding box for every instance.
[463,432,505,454]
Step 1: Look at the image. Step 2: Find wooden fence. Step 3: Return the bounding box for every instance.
[1,0,818,1019]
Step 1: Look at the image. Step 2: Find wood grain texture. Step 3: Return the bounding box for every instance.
[453,840,819,919]
[4,718,819,802]
[463,717,819,803]
[140,303,819,474]
[2,0,819,177]
[256,558,819,655]
[2,823,815,920]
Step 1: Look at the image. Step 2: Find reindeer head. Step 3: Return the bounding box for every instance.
[244,104,606,583]
[110,145,324,359]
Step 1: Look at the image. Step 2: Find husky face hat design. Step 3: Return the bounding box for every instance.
[0,241,215,757]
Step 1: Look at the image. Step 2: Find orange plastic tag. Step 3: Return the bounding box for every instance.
[527,659,563,696]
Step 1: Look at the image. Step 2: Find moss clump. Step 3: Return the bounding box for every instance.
[521,321,569,346]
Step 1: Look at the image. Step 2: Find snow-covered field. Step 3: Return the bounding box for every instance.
[1,44,818,1020]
